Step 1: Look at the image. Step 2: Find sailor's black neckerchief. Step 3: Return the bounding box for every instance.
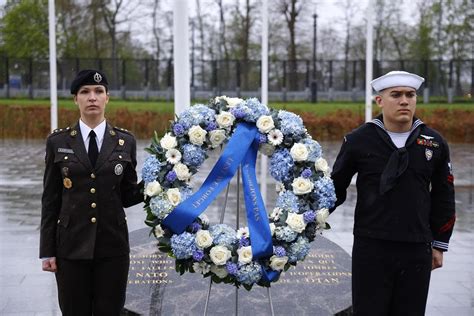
[368,114,425,195]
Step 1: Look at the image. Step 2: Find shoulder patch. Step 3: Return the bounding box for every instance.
[50,127,70,135]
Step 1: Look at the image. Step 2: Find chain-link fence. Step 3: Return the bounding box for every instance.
[0,56,472,102]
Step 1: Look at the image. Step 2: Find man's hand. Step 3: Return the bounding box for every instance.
[42,257,57,272]
[432,248,443,270]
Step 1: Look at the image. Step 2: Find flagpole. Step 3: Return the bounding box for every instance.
[48,0,58,131]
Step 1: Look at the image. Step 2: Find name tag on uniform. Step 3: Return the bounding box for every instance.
[58,148,74,154]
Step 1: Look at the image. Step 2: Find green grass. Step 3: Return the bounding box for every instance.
[0,98,471,116]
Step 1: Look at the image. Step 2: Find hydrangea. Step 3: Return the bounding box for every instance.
[301,138,322,162]
[274,246,287,257]
[171,232,197,259]
[149,195,173,219]
[178,104,216,130]
[269,149,294,182]
[287,236,311,263]
[236,262,262,285]
[182,144,206,167]
[276,191,299,213]
[313,177,337,209]
[278,110,305,136]
[274,226,298,242]
[242,98,269,122]
[209,224,238,248]
[180,186,193,201]
[142,155,161,183]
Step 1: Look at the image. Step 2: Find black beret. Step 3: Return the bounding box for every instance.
[70,69,109,94]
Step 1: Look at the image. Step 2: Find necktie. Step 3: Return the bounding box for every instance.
[88,130,99,167]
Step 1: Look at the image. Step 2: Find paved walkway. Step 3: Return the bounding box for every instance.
[0,140,472,315]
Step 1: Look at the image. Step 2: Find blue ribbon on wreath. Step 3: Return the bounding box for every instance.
[163,122,279,282]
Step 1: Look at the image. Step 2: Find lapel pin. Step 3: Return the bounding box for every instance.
[70,130,77,137]
[110,130,116,136]
[425,148,433,161]
[119,139,125,146]
[115,163,123,175]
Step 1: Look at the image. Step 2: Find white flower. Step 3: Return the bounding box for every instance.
[275,182,286,193]
[195,230,213,249]
[315,157,330,175]
[236,227,249,238]
[269,223,276,236]
[160,133,177,150]
[166,188,181,206]
[209,245,232,265]
[270,255,288,271]
[173,163,191,181]
[316,208,330,225]
[209,129,227,148]
[165,149,182,164]
[270,207,283,221]
[268,129,283,146]
[210,264,229,279]
[290,143,309,162]
[291,177,314,195]
[199,214,209,225]
[256,115,275,133]
[259,143,275,156]
[193,261,211,275]
[154,225,165,238]
[188,125,207,146]
[237,246,253,264]
[145,180,162,197]
[286,212,307,233]
[222,96,244,108]
[216,111,235,128]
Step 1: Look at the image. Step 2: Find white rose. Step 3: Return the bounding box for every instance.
[216,111,235,128]
[270,255,288,271]
[291,177,314,195]
[209,245,232,265]
[154,225,165,238]
[195,230,213,249]
[173,163,191,181]
[237,246,253,264]
[316,208,330,225]
[286,212,307,233]
[256,115,275,133]
[259,143,275,156]
[209,129,227,148]
[160,133,177,150]
[188,125,207,146]
[166,188,181,206]
[315,157,330,175]
[210,265,229,278]
[290,143,309,162]
[223,96,244,108]
[145,180,162,197]
[269,223,276,236]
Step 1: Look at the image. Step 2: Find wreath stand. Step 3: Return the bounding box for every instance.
[202,168,275,316]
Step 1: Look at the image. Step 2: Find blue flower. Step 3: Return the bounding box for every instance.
[230,107,246,119]
[276,191,299,213]
[239,237,250,247]
[189,222,202,233]
[141,155,161,183]
[301,168,312,178]
[301,138,322,162]
[206,121,218,131]
[287,236,311,263]
[182,144,206,167]
[166,170,177,182]
[278,110,305,136]
[209,224,238,248]
[178,104,216,129]
[303,211,316,223]
[193,249,205,261]
[226,262,239,275]
[171,232,196,259]
[149,195,173,219]
[180,186,193,201]
[242,98,269,122]
[258,132,267,144]
[274,246,286,257]
[274,226,297,242]
[269,149,294,182]
[236,262,262,285]
[313,177,336,209]
[172,123,186,136]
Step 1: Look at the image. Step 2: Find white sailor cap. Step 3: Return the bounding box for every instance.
[371,71,425,92]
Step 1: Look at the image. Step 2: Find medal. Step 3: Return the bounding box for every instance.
[63,177,72,189]
[119,139,125,146]
[115,163,123,175]
[425,148,433,161]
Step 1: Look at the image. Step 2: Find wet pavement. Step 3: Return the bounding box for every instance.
[0,139,472,315]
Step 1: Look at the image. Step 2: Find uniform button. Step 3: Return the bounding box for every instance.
[64,156,68,160]
[91,202,97,208]
[57,219,61,224]
[91,173,96,179]
[90,188,96,194]
[119,155,123,159]
[91,217,97,223]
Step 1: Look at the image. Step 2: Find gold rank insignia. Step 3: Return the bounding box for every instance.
[63,177,72,189]
[119,139,125,146]
[110,130,116,136]
[70,130,77,137]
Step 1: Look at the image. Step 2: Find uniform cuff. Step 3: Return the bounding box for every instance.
[432,240,449,252]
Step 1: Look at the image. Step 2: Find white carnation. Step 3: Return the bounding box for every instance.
[166,188,181,206]
[216,111,235,128]
[188,125,207,146]
[290,143,309,161]
[237,246,253,264]
[209,245,232,265]
[193,261,211,275]
[154,225,165,238]
[236,227,250,238]
[291,177,314,195]
[275,182,286,193]
[256,115,275,133]
[173,163,191,181]
[195,230,213,249]
[270,255,288,271]
[160,133,177,150]
[145,180,162,197]
[286,212,307,233]
[270,207,283,221]
[165,149,182,164]
[209,129,227,148]
[268,129,284,146]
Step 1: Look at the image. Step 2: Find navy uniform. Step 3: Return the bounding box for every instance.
[331,71,455,316]
[40,70,143,315]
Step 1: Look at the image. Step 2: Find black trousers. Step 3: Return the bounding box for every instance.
[55,255,129,316]
[352,236,432,316]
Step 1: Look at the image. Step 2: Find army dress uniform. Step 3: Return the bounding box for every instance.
[40,122,143,315]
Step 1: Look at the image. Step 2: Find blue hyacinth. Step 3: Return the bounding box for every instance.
[141,155,162,183]
[314,177,336,209]
[230,107,246,119]
[172,123,186,136]
[239,237,250,247]
[301,168,312,178]
[236,262,263,285]
[276,191,299,213]
[226,262,239,275]
[192,249,205,261]
[278,110,305,136]
[182,144,206,167]
[303,211,316,223]
[166,170,177,182]
[287,236,311,263]
[171,232,197,259]
[274,246,287,257]
[269,148,294,182]
[209,224,238,248]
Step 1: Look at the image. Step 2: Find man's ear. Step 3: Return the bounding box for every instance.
[374,95,383,108]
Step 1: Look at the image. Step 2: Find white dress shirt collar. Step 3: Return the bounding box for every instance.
[79,119,107,152]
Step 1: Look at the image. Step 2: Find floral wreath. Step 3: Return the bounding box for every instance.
[142,96,336,290]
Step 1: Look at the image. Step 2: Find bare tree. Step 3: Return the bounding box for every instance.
[337,0,359,90]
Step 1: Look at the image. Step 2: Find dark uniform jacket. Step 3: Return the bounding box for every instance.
[331,115,455,250]
[40,122,143,260]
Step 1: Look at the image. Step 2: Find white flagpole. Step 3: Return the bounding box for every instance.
[173,0,190,116]
[48,0,58,131]
[365,0,374,122]
[260,0,269,202]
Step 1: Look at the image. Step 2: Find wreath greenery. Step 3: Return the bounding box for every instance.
[141,96,336,290]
